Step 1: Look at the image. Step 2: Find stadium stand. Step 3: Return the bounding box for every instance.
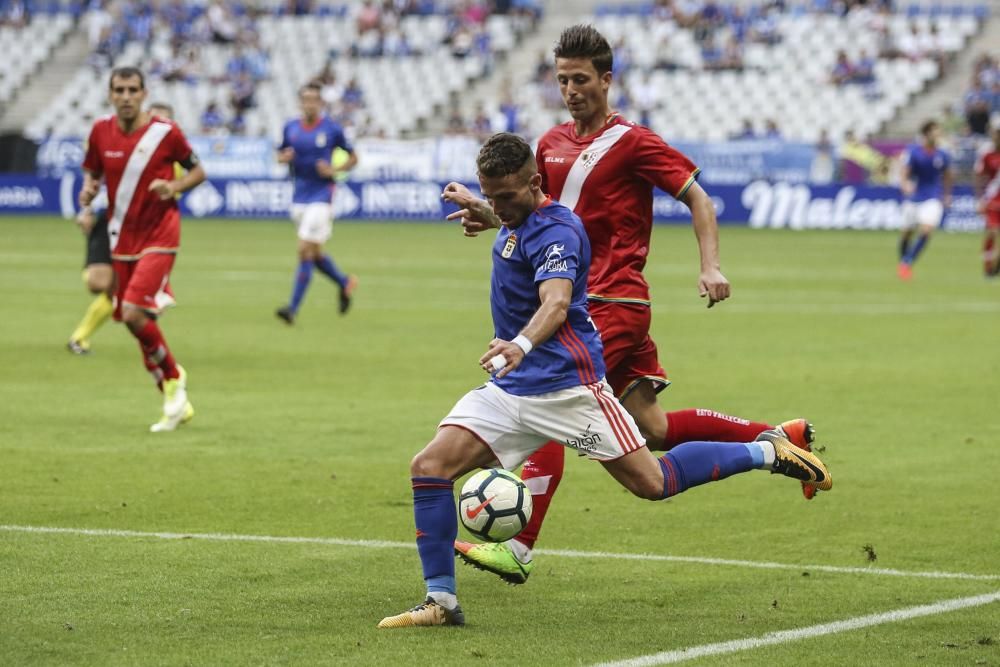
[505,2,987,142]
[18,0,534,140]
[0,11,75,112]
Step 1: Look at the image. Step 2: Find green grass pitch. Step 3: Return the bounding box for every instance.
[1,216,999,666]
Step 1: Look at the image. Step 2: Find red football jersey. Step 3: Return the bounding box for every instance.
[82,115,194,260]
[536,114,699,304]
[975,149,1000,211]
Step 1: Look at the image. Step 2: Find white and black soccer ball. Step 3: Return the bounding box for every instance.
[458,468,533,542]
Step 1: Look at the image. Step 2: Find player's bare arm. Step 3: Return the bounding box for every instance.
[75,206,96,235]
[479,278,572,378]
[149,163,207,201]
[682,181,731,308]
[79,170,101,208]
[442,182,501,236]
[942,166,953,209]
[277,147,295,163]
[900,162,915,198]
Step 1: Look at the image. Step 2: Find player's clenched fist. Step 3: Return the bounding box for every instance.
[148,179,177,200]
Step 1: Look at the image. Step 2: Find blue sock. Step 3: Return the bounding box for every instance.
[412,477,457,595]
[658,441,756,499]
[314,254,348,289]
[288,259,313,312]
[903,234,930,265]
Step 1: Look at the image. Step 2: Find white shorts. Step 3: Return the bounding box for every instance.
[291,203,333,243]
[901,199,944,230]
[440,380,646,470]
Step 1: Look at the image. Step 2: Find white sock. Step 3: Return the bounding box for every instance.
[758,441,776,469]
[509,538,532,563]
[427,591,458,609]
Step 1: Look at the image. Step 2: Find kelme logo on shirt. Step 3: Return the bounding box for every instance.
[501,232,517,258]
[543,243,568,272]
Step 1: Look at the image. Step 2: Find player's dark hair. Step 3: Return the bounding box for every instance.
[299,81,323,97]
[920,120,938,136]
[149,102,174,116]
[554,24,613,76]
[108,66,145,90]
[477,133,534,178]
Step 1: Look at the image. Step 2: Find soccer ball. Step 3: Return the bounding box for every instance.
[458,468,533,542]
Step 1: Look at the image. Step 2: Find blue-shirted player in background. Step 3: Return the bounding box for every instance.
[276,81,358,324]
[897,120,952,281]
[377,133,832,629]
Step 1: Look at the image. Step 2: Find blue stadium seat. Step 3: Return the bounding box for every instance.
[973,4,989,19]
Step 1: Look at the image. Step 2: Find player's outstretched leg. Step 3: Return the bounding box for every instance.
[277,259,314,325]
[380,426,500,628]
[454,442,562,584]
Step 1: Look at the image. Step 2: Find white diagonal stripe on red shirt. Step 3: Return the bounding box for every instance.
[107,122,172,251]
[558,124,632,211]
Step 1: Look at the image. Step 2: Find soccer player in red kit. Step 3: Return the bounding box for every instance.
[79,67,206,432]
[450,25,819,583]
[975,127,1000,277]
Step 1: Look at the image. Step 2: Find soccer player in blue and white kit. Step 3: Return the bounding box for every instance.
[897,120,952,281]
[377,133,833,629]
[275,81,358,324]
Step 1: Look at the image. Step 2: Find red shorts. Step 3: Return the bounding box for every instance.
[589,300,669,398]
[113,252,175,320]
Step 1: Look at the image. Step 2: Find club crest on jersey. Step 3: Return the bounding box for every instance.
[543,243,568,272]
[580,151,599,169]
[501,232,517,258]
[316,133,327,148]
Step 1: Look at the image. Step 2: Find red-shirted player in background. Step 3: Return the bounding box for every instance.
[447,25,820,584]
[975,126,1000,277]
[79,67,206,432]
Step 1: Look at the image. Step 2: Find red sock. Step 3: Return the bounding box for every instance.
[984,235,996,275]
[132,320,180,381]
[663,409,772,449]
[514,442,565,550]
[139,344,165,391]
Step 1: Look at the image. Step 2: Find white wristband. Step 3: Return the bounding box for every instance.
[512,334,533,355]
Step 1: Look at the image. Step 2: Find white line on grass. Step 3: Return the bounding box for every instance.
[590,591,1000,667]
[2,524,998,582]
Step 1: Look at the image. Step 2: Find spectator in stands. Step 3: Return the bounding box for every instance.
[230,71,256,113]
[229,112,246,136]
[632,72,657,128]
[206,0,239,44]
[612,37,632,78]
[965,77,994,136]
[494,90,520,134]
[1,0,28,28]
[749,5,780,45]
[200,102,225,135]
[445,108,467,135]
[286,0,315,16]
[938,103,966,139]
[764,119,782,139]
[342,77,364,110]
[471,103,493,142]
[156,42,197,84]
[731,119,756,140]
[852,49,876,85]
[85,0,112,51]
[449,24,474,58]
[317,63,343,108]
[700,35,724,71]
[720,35,744,71]
[355,0,381,34]
[243,34,271,81]
[895,24,923,62]
[830,50,854,86]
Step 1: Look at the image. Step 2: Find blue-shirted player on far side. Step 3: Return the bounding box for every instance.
[897,120,952,281]
[275,81,358,324]
[376,133,833,629]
